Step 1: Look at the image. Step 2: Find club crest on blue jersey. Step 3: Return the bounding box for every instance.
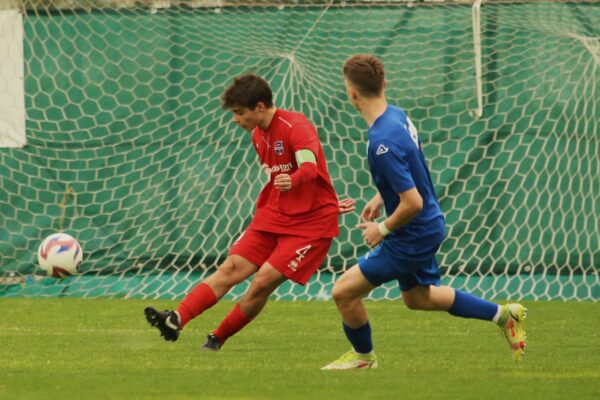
[376,144,389,155]
[274,140,285,156]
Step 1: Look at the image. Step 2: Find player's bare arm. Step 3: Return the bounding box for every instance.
[360,192,384,222]
[357,187,423,247]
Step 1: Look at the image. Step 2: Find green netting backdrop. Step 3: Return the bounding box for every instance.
[0,2,598,300]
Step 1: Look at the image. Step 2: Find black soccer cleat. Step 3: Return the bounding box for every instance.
[144,307,180,342]
[201,333,222,351]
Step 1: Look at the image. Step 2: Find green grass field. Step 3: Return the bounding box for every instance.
[1,299,599,400]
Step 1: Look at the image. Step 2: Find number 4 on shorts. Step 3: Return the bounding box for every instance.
[295,245,312,262]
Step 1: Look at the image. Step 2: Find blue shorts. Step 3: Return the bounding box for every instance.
[358,238,442,292]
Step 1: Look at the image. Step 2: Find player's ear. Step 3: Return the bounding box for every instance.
[255,102,266,112]
[348,86,358,101]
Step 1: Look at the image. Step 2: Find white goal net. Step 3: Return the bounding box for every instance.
[0,1,598,301]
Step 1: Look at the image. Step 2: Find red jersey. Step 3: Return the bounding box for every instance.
[249,109,339,238]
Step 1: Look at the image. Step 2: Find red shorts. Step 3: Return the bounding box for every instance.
[228,227,333,285]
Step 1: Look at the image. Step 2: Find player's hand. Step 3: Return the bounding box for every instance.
[274,173,292,192]
[356,222,384,248]
[338,198,356,214]
[361,197,384,222]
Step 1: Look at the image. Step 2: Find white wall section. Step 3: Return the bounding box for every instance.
[0,9,25,148]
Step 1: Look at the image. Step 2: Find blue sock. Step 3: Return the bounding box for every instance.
[343,321,373,354]
[448,290,498,321]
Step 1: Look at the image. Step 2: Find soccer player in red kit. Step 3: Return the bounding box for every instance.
[145,73,355,351]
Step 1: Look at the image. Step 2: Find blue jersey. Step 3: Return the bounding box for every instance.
[367,105,445,253]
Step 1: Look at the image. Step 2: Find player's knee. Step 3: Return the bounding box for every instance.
[331,282,343,302]
[402,286,435,310]
[248,282,269,298]
[402,297,418,310]
[402,293,426,310]
[247,276,275,300]
[218,256,252,280]
[219,258,235,273]
[331,284,354,305]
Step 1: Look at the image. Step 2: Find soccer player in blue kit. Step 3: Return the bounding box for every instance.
[322,55,527,370]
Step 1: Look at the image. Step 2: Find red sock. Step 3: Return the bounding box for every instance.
[176,283,217,328]
[212,303,251,345]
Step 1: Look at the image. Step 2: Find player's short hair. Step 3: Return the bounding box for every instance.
[221,73,274,110]
[343,54,385,97]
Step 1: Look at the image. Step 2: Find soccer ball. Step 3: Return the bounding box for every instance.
[37,233,83,278]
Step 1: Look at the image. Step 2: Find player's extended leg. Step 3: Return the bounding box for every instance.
[401,285,527,361]
[322,265,378,370]
[144,255,258,342]
[202,262,287,351]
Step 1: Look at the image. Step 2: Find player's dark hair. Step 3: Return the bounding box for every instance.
[221,73,273,109]
[343,54,385,97]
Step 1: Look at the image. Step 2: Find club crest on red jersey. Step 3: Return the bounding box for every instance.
[274,140,285,156]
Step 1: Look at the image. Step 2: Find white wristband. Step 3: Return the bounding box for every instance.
[378,221,390,237]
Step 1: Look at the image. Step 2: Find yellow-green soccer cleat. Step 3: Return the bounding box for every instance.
[498,303,527,362]
[321,350,378,370]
